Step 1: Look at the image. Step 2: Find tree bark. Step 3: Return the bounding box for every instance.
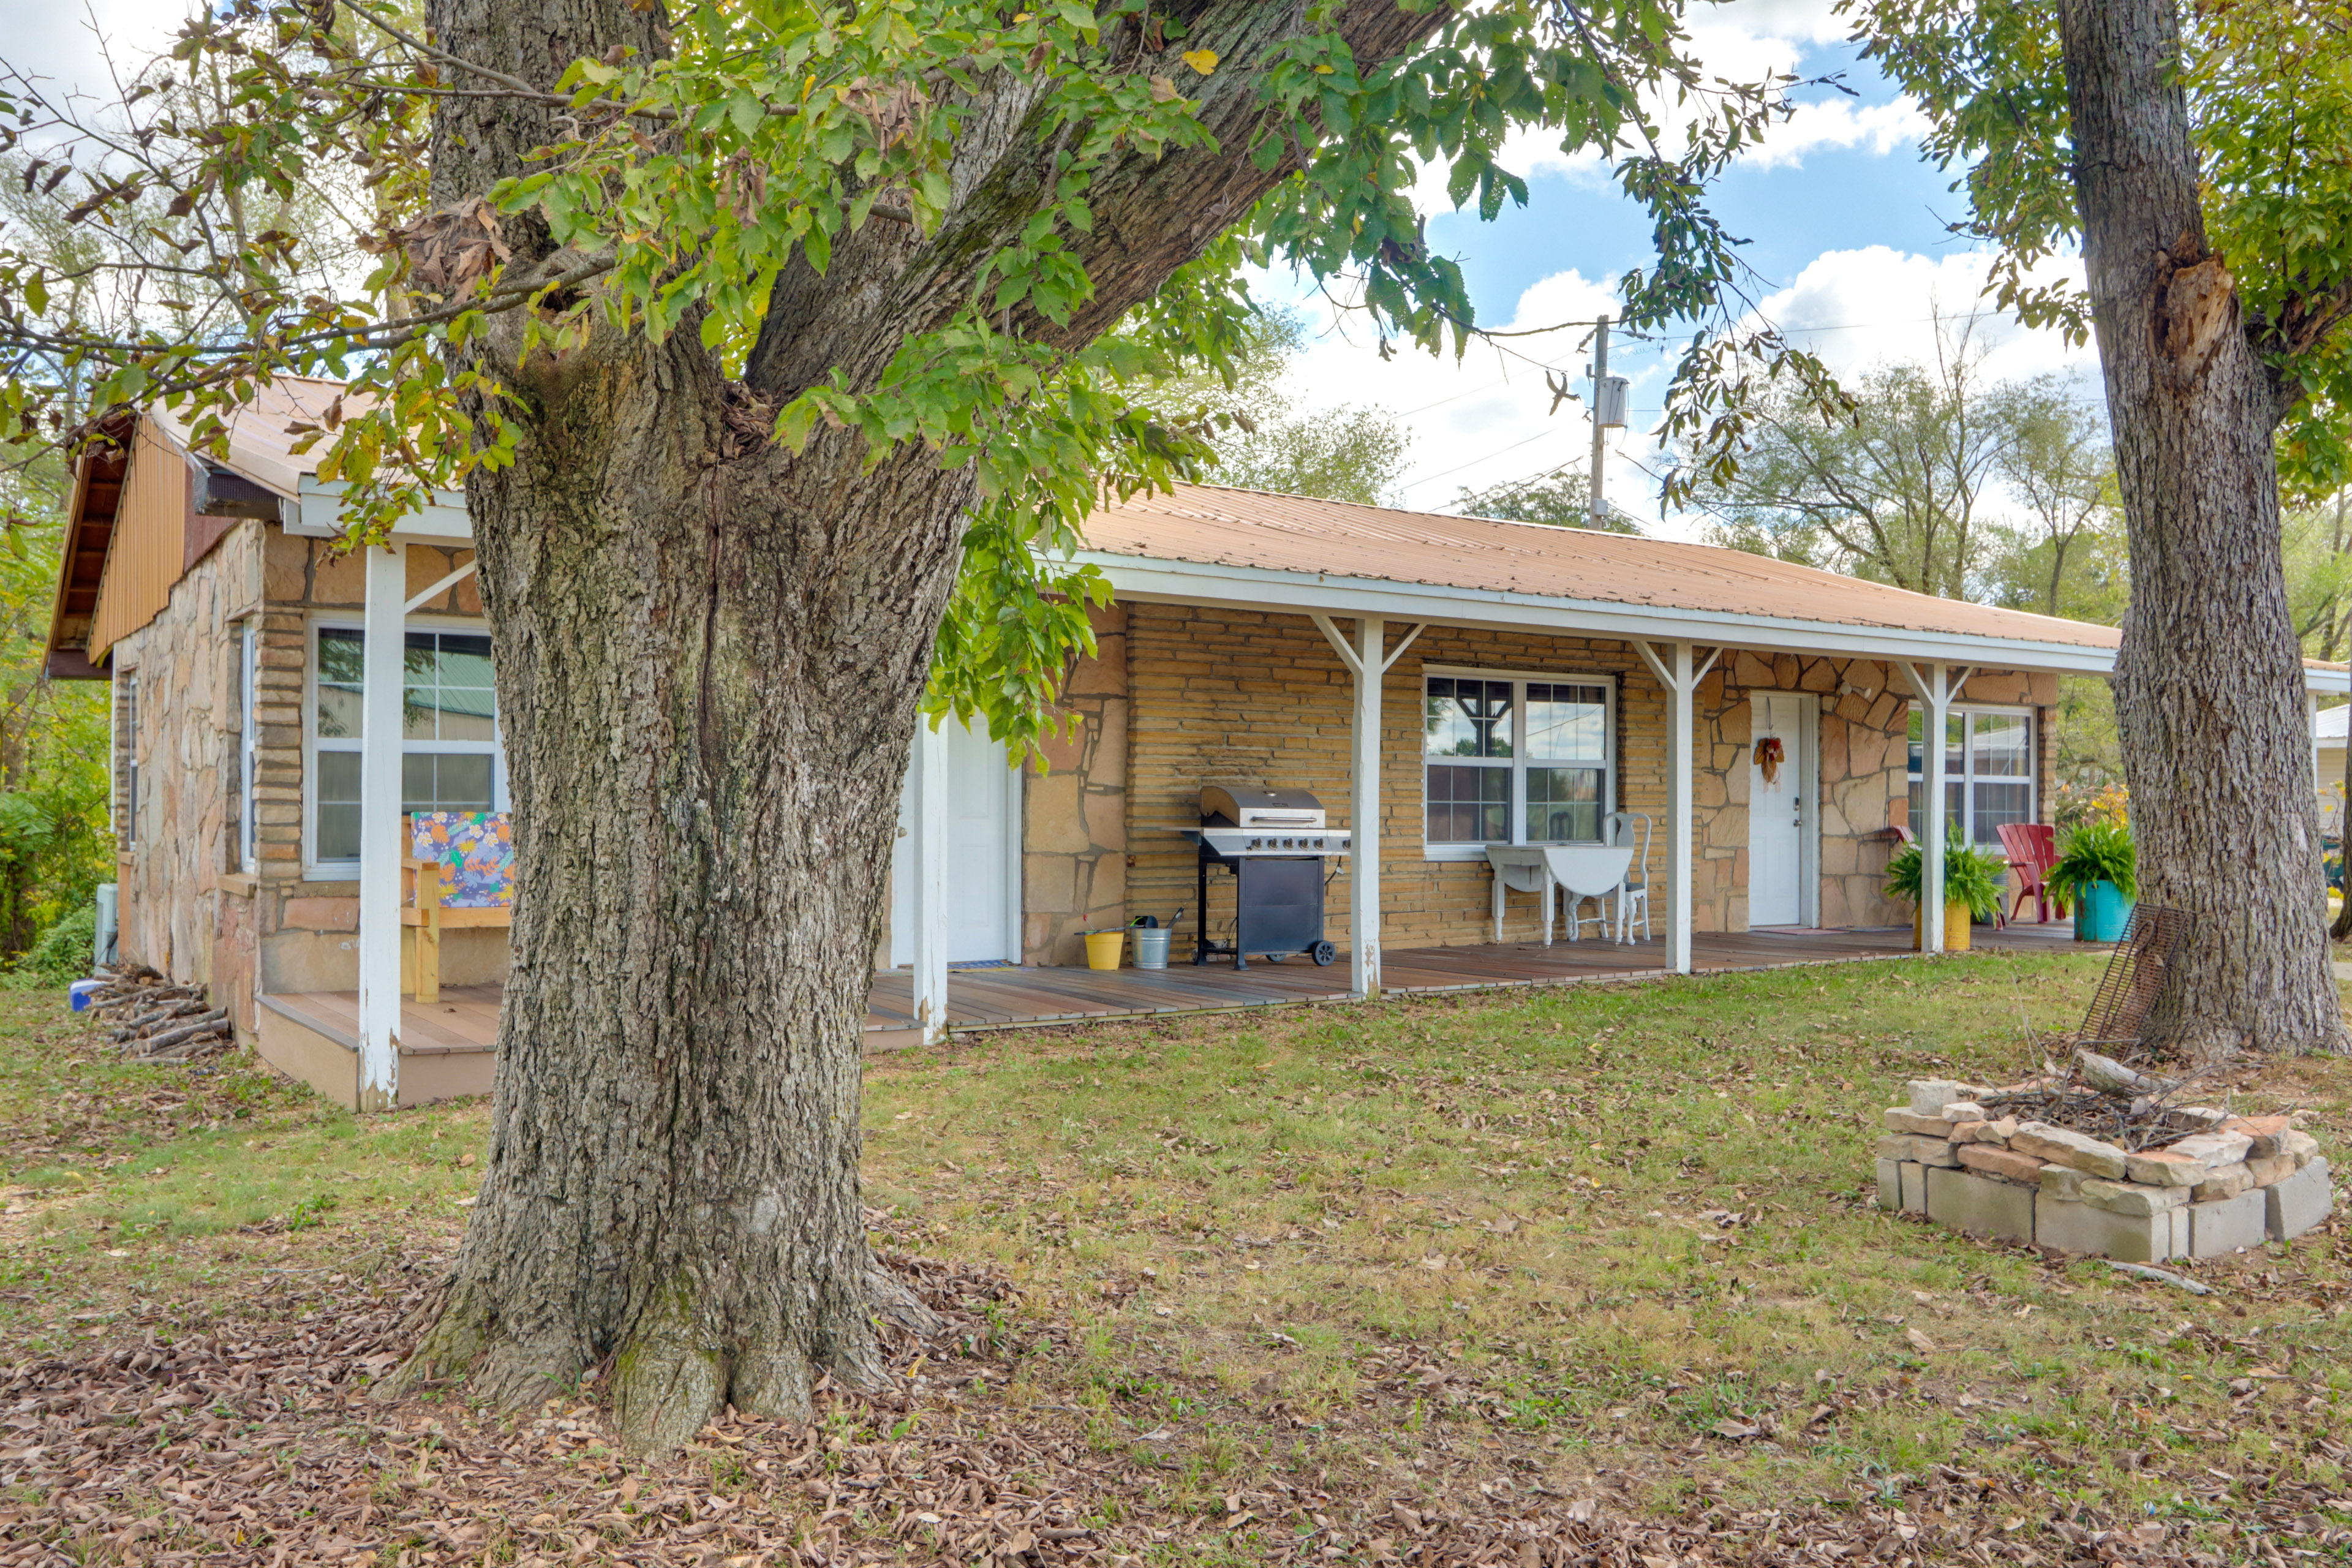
[393,0,1452,1450]
[2057,0,2345,1055]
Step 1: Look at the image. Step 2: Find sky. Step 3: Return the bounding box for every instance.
[1255,0,2102,535]
[7,0,2101,538]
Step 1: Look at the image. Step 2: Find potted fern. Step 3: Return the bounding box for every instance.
[1885,826,2007,951]
[2046,820,2137,942]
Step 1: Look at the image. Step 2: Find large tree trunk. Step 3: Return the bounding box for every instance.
[392,0,1452,1450]
[2057,0,2345,1056]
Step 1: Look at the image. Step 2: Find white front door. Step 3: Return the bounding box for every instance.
[889,717,1020,965]
[1747,692,1811,927]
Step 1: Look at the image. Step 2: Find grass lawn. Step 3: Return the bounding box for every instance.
[2,949,2350,1565]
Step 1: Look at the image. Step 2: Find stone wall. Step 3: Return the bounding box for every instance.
[110,519,267,1018]
[1690,652,1917,933]
[1021,605,1129,967]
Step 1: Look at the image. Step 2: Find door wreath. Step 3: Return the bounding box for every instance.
[1753,735,1785,786]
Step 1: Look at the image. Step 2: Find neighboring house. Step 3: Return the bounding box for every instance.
[49,399,2352,1107]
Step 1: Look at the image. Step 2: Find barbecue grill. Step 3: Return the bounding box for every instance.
[1185,786,1351,969]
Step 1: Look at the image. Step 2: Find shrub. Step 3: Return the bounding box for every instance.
[15,903,95,984]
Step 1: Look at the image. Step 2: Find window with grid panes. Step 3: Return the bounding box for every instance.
[1906,706,2034,846]
[1424,674,1611,853]
[309,625,503,869]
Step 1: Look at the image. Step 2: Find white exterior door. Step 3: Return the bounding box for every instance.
[1747,692,1810,927]
[890,718,1020,965]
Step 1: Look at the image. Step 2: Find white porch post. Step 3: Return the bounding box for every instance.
[1665,641,1695,973]
[1351,616,1385,998]
[356,544,407,1111]
[1921,665,1948,954]
[1634,640,1717,975]
[1311,614,1426,1000]
[1897,662,1970,953]
[910,718,949,1046]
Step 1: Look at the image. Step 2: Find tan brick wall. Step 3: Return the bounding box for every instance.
[1099,605,2035,959]
[1021,605,1129,967]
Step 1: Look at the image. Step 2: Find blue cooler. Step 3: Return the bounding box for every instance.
[69,979,102,1012]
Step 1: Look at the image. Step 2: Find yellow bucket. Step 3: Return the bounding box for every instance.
[1084,930,1125,970]
[1912,900,1973,952]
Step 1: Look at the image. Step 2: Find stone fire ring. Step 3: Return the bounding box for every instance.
[1873,1080,2333,1262]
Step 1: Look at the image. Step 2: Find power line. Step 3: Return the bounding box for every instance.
[1395,430,1552,492]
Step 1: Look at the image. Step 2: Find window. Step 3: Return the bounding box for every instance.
[1424,671,1612,856]
[1907,706,2035,846]
[307,623,503,871]
[236,624,257,873]
[119,675,138,850]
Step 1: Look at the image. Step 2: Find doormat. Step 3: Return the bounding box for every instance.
[948,960,1019,971]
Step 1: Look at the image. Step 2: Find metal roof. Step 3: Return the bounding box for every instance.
[1082,483,2119,650]
[143,375,359,499]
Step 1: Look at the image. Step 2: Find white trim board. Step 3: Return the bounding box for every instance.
[1077,551,2352,693]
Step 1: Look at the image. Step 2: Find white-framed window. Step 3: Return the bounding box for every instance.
[305,618,504,875]
[1907,706,2034,846]
[1422,666,1615,860]
[237,622,258,873]
[119,674,138,850]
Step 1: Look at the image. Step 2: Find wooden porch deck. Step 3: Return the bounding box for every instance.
[246,921,2092,1106]
[862,919,2093,1039]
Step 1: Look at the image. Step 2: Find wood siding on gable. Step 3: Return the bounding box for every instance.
[88,422,190,661]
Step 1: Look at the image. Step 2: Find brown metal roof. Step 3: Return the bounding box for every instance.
[145,375,359,499]
[1083,483,2125,651]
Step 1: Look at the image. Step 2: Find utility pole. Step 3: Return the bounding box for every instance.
[1588,314,1610,530]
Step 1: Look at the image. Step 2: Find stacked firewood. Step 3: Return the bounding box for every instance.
[84,966,234,1061]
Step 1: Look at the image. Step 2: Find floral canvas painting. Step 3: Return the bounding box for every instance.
[410,812,516,908]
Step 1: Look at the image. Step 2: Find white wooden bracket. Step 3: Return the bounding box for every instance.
[405,558,479,614]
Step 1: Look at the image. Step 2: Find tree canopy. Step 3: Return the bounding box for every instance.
[0,0,1841,755]
[1851,0,2352,499]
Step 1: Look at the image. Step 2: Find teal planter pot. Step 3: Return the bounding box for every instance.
[2074,880,2133,942]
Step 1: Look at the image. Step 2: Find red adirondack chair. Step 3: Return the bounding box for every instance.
[1997,821,2068,923]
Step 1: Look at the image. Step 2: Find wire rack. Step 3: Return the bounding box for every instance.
[2074,903,2188,1055]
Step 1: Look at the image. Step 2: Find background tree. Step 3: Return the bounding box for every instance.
[1137,307,1409,504]
[1681,328,2011,596]
[1453,466,1642,532]
[1982,374,2116,620]
[1856,0,2352,1055]
[0,0,1842,1449]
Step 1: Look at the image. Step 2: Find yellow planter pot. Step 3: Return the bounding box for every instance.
[1912,901,1973,952]
[1084,930,1125,970]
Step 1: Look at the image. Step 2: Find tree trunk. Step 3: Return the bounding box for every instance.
[2057,0,2345,1055]
[392,0,1452,1449]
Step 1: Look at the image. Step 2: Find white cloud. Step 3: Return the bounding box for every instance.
[1740,97,1930,171]
[1256,266,1659,521]
[1752,245,2095,387]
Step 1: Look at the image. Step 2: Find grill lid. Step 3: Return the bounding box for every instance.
[1201,785,1325,829]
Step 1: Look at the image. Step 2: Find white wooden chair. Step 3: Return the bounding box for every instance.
[1603,811,1653,944]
